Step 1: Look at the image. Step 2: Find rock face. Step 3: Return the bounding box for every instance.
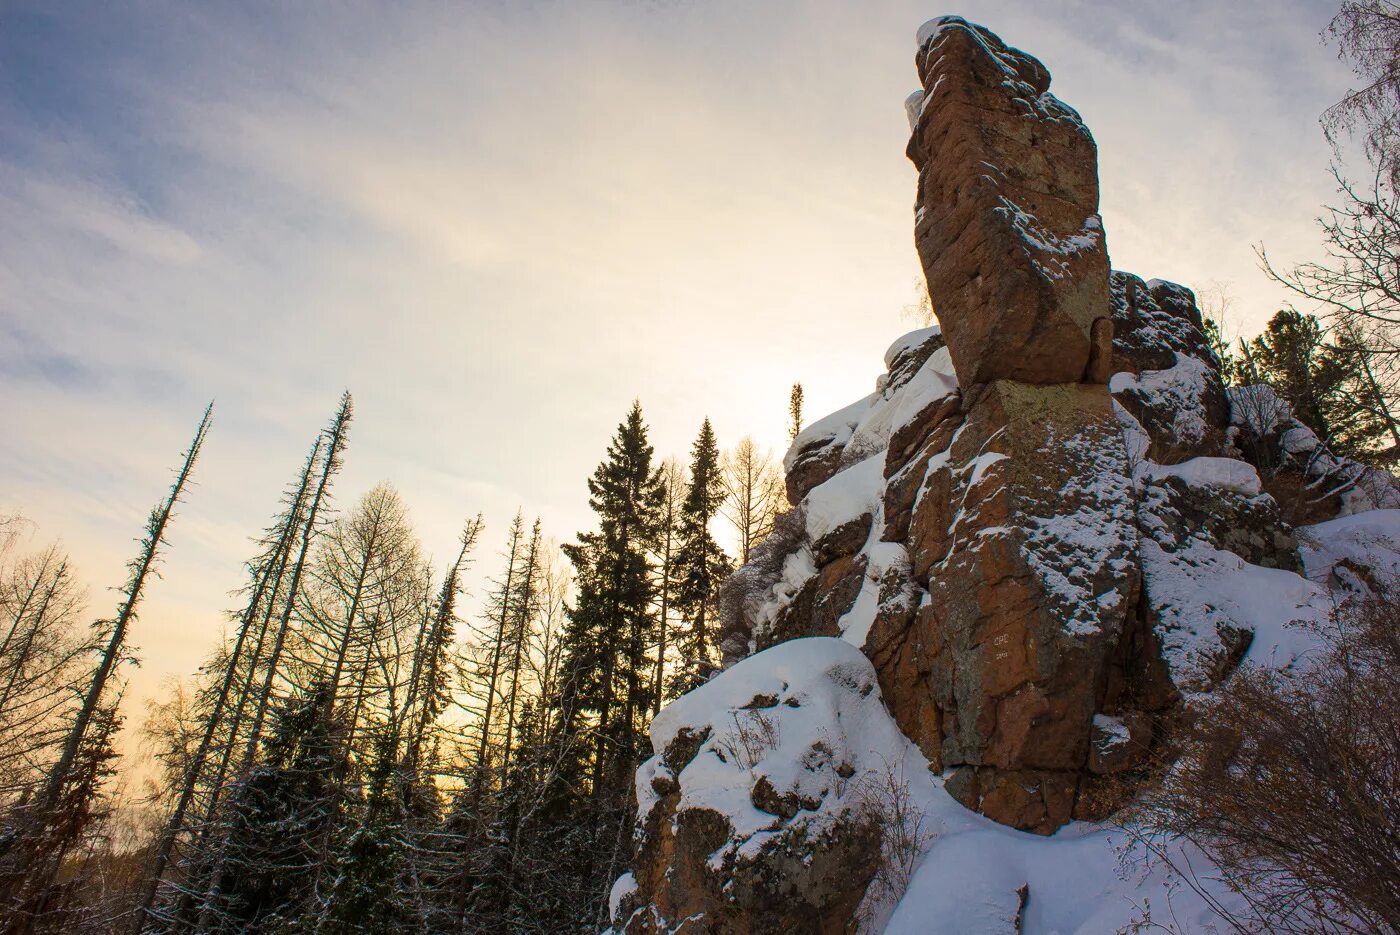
[887,378,1146,831]
[907,16,1111,387]
[612,15,1400,935]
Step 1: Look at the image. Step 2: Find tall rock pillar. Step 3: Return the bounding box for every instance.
[906,15,1113,386]
[871,16,1149,833]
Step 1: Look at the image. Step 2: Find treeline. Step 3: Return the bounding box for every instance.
[0,393,788,934]
[1208,307,1400,464]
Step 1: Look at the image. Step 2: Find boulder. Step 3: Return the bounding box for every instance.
[616,639,900,935]
[1107,272,1231,461]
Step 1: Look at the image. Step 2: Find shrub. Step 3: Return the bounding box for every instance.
[1122,587,1400,933]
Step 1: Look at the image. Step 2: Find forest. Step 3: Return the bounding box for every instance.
[0,389,802,934]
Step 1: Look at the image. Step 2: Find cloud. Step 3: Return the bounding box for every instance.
[0,0,1363,754]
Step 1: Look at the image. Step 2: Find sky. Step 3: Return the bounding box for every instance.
[0,0,1361,758]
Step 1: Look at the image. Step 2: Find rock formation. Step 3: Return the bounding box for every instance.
[907,16,1110,387]
[610,15,1400,934]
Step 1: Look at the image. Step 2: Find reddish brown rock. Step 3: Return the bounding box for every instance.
[1107,272,1231,460]
[907,16,1111,386]
[894,380,1151,833]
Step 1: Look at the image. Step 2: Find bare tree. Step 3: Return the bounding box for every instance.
[901,279,935,327]
[721,437,785,565]
[1322,1,1400,181]
[0,545,88,803]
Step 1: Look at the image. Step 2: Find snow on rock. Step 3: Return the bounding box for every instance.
[1297,508,1400,592]
[622,637,935,933]
[621,635,1258,935]
[844,345,957,468]
[1140,533,1329,687]
[623,637,1260,935]
[747,541,818,646]
[916,15,961,48]
[836,540,912,649]
[1227,382,1400,516]
[782,327,948,511]
[1109,355,1219,455]
[608,873,638,925]
[883,326,942,370]
[1145,456,1261,497]
[784,395,871,475]
[1016,409,1139,638]
[903,90,925,130]
[642,638,907,831]
[805,454,883,544]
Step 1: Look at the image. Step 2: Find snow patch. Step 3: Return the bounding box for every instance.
[1297,508,1400,590]
[884,325,942,370]
[805,454,883,544]
[641,637,933,850]
[784,394,873,473]
[1146,457,1261,497]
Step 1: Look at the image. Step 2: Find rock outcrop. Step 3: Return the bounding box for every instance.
[613,639,901,934]
[906,16,1110,387]
[611,14,1400,935]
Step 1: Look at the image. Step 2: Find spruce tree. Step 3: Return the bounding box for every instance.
[670,419,733,695]
[788,383,804,441]
[555,401,665,926]
[135,436,329,934]
[207,686,343,934]
[472,514,524,778]
[559,402,665,788]
[188,395,352,934]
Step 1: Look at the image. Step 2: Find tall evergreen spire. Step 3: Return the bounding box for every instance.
[671,418,732,695]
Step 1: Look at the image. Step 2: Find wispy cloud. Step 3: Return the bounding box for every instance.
[0,0,1359,741]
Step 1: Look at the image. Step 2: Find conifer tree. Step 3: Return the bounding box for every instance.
[206,685,343,934]
[670,419,733,694]
[402,516,483,774]
[559,402,666,789]
[311,734,411,935]
[134,436,329,934]
[40,404,212,819]
[501,519,543,773]
[1242,309,1392,461]
[472,513,524,776]
[240,393,353,769]
[789,383,804,441]
[553,402,665,926]
[188,395,352,934]
[0,404,211,935]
